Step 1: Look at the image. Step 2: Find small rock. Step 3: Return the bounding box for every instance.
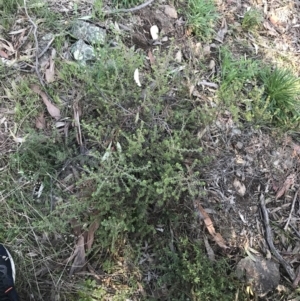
[269,14,279,25]
[154,9,174,35]
[164,5,178,19]
[71,20,106,45]
[203,44,210,56]
[236,255,280,297]
[208,59,215,70]
[231,128,242,135]
[236,141,243,149]
[193,42,202,57]
[175,50,182,63]
[192,89,202,98]
[249,205,258,214]
[71,39,96,64]
[41,33,54,41]
[235,170,242,178]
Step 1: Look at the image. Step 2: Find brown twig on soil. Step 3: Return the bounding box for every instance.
[284,189,299,231]
[103,0,155,14]
[260,194,295,281]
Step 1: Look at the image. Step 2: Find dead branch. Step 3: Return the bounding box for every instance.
[260,194,295,281]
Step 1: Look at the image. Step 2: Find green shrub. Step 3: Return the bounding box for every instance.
[151,237,238,300]
[1,42,238,300]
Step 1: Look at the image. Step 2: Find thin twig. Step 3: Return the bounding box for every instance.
[284,189,299,231]
[23,0,45,88]
[38,36,55,59]
[260,194,295,281]
[104,0,154,14]
[293,266,300,288]
[289,224,300,239]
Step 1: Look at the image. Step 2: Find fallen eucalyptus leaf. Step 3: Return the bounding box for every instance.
[31,85,61,120]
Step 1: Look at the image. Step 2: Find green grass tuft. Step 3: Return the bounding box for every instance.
[186,0,219,41]
[242,8,263,31]
[110,0,143,9]
[259,67,300,125]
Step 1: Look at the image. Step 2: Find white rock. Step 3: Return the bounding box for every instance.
[164,5,178,19]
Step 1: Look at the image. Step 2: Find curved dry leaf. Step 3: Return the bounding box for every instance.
[196,202,228,249]
[26,252,38,257]
[86,221,99,251]
[175,50,182,63]
[45,60,55,83]
[269,14,279,25]
[276,173,295,199]
[69,217,82,237]
[214,233,228,249]
[35,112,46,129]
[198,80,218,89]
[148,50,155,65]
[0,50,8,59]
[233,178,246,196]
[263,21,278,36]
[215,18,228,43]
[204,236,215,261]
[69,235,86,276]
[31,84,60,120]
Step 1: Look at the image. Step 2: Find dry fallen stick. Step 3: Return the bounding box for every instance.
[104,0,154,14]
[284,188,299,231]
[260,194,295,281]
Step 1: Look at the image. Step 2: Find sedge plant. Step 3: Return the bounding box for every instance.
[259,67,300,125]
